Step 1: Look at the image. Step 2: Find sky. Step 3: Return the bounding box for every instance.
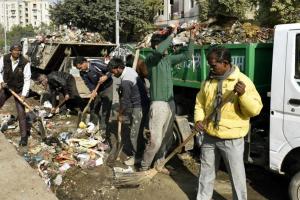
[47,0,59,4]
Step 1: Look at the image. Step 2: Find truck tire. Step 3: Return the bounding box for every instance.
[289,171,300,200]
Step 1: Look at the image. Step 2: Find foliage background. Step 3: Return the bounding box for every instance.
[50,0,163,42]
[1,0,300,53]
[196,0,300,26]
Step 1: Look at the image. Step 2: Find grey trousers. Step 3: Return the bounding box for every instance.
[129,107,143,156]
[197,134,247,200]
[141,101,173,169]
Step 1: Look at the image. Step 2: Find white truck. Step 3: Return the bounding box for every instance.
[152,23,300,199]
[267,23,300,199]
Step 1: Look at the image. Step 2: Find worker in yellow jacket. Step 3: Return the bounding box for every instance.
[194,47,262,200]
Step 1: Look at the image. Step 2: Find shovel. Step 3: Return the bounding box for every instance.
[132,49,140,71]
[113,90,237,187]
[116,120,123,161]
[8,88,47,140]
[77,80,102,127]
[45,99,67,118]
[106,119,123,165]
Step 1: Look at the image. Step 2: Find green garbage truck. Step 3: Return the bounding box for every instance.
[134,23,300,199]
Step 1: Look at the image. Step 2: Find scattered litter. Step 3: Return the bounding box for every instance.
[79,122,87,129]
[29,145,43,154]
[0,114,16,132]
[38,160,51,188]
[58,132,72,143]
[54,174,63,186]
[113,166,134,174]
[2,107,113,191]
[43,101,53,109]
[97,142,110,151]
[95,157,103,166]
[68,138,99,148]
[59,163,71,173]
[7,125,17,129]
[87,122,95,133]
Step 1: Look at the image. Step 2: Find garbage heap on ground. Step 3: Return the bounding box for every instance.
[0,105,110,189]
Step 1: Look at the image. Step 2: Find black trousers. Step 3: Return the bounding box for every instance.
[0,89,28,138]
[90,84,113,131]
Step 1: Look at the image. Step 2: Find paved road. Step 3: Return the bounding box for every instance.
[0,133,58,200]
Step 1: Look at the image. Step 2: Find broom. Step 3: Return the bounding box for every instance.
[113,90,236,187]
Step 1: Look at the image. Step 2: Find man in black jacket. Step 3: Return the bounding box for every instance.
[0,44,31,146]
[36,71,84,114]
[73,57,113,132]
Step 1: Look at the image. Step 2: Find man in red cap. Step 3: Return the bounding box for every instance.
[0,43,31,146]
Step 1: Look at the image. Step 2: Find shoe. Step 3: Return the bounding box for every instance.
[124,157,142,166]
[19,137,28,146]
[124,156,135,166]
[138,166,150,172]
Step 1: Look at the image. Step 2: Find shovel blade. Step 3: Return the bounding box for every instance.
[76,111,82,127]
[37,118,46,140]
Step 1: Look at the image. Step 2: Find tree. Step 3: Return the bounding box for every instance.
[144,0,163,23]
[49,0,157,42]
[36,22,57,35]
[7,25,35,45]
[0,25,35,54]
[196,0,251,22]
[196,0,300,27]
[250,0,300,26]
[0,24,5,54]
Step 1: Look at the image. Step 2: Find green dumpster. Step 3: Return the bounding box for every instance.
[127,43,273,96]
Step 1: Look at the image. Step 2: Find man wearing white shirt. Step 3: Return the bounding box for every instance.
[0,44,31,146]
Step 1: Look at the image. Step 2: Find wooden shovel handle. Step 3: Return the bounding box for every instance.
[8,88,33,111]
[132,49,140,71]
[82,80,103,115]
[56,99,67,109]
[158,90,237,169]
[8,88,47,139]
[117,120,122,143]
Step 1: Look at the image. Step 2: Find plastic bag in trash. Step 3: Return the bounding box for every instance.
[58,132,72,143]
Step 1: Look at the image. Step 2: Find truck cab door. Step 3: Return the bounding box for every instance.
[283,31,300,146]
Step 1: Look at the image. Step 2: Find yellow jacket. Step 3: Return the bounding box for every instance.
[194,66,263,139]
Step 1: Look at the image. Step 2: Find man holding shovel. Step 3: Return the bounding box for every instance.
[0,43,31,146]
[107,57,149,166]
[73,57,113,133]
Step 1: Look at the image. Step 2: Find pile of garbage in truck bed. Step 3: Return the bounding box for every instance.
[45,26,112,44]
[192,21,273,45]
[137,20,274,48]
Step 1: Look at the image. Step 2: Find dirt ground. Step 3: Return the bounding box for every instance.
[0,95,291,200]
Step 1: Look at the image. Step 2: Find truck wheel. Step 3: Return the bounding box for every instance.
[289,171,300,200]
